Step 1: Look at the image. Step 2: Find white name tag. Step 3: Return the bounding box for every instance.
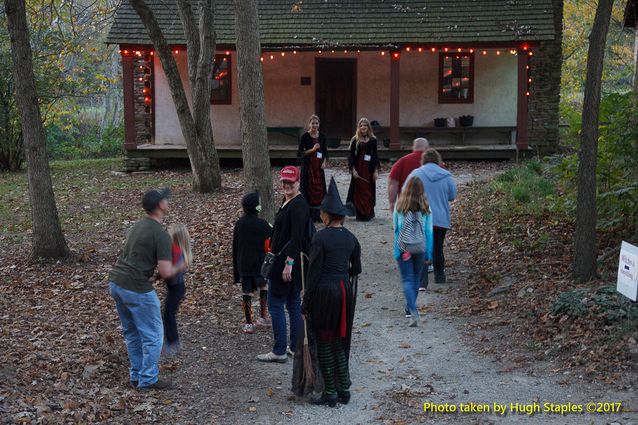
[316,152,323,159]
[364,154,371,162]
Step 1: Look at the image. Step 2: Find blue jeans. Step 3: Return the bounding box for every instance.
[268,287,301,356]
[109,282,163,387]
[163,282,185,346]
[397,253,425,316]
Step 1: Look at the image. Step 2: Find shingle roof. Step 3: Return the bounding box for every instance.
[107,0,556,47]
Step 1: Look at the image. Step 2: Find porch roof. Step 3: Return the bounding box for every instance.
[106,0,556,47]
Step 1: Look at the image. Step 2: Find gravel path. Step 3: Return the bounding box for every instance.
[166,164,637,425]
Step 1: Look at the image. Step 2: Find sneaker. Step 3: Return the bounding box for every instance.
[255,317,272,328]
[428,265,434,273]
[409,317,419,327]
[138,379,173,391]
[404,309,411,318]
[418,287,426,292]
[242,324,255,334]
[257,352,287,363]
[286,346,295,356]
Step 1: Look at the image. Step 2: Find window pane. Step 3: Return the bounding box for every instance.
[439,52,473,103]
[211,55,231,104]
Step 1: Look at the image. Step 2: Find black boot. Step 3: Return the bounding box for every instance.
[434,271,446,284]
[311,392,338,407]
[337,390,351,405]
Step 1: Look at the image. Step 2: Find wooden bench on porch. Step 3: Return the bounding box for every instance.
[266,126,302,145]
[373,126,517,147]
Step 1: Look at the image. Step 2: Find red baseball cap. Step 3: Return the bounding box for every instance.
[279,166,300,182]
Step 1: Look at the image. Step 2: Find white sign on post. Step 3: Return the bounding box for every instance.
[617,241,638,302]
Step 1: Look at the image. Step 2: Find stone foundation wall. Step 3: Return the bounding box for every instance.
[133,53,154,146]
[528,0,563,156]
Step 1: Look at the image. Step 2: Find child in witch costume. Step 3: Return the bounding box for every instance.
[299,177,361,407]
[233,192,273,334]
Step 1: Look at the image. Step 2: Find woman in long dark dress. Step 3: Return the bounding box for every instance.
[301,177,361,407]
[346,117,380,221]
[298,114,328,222]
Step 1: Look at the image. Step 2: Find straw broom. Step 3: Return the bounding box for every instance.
[300,251,315,388]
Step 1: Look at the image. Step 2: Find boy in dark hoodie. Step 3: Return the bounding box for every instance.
[233,192,273,334]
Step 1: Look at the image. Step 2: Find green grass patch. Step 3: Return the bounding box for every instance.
[490,160,557,216]
[0,157,192,235]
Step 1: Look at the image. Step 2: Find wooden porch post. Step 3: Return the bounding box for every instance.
[122,54,137,151]
[516,51,529,150]
[390,52,400,149]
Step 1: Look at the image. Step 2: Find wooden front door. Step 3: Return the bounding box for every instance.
[315,59,356,139]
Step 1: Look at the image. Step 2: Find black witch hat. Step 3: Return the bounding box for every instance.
[321,177,355,217]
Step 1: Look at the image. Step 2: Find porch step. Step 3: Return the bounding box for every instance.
[129,143,531,163]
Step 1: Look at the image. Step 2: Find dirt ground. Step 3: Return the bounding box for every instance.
[2,161,635,425]
[155,164,637,425]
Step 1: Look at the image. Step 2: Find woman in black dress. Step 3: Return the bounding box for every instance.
[298,114,328,221]
[346,117,380,221]
[302,177,361,407]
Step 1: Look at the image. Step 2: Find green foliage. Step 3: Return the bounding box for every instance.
[491,160,557,215]
[551,287,590,317]
[46,123,123,160]
[562,0,635,103]
[551,286,638,323]
[552,92,638,235]
[0,0,122,169]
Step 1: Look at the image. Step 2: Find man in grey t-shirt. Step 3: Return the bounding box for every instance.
[109,188,185,390]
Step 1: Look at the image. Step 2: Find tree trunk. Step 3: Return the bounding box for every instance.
[233,0,275,222]
[129,0,221,192]
[573,0,614,282]
[4,0,69,258]
[633,28,638,96]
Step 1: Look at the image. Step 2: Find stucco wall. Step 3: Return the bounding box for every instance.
[152,50,518,146]
[153,51,240,146]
